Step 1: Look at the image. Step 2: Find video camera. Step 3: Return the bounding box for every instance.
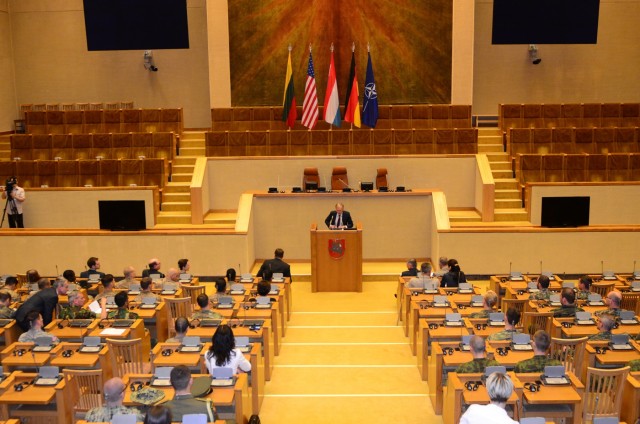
[4,177,16,194]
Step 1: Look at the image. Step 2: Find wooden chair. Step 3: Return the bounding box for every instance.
[591,282,615,297]
[375,168,388,189]
[549,336,587,381]
[621,292,640,315]
[500,298,527,330]
[522,311,553,336]
[106,337,148,377]
[165,297,192,338]
[331,166,349,191]
[583,366,630,421]
[181,285,206,306]
[63,369,103,423]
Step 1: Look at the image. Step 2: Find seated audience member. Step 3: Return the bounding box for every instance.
[434,256,449,277]
[166,268,181,284]
[628,359,640,372]
[80,257,105,279]
[0,292,16,318]
[488,308,522,341]
[514,330,561,373]
[192,293,223,320]
[116,266,137,289]
[225,268,236,283]
[209,278,227,304]
[142,258,164,278]
[205,324,252,374]
[62,270,81,292]
[406,263,438,289]
[257,248,292,281]
[164,365,218,422]
[595,290,625,319]
[144,405,172,424]
[551,287,584,318]
[460,372,518,424]
[59,291,96,320]
[1,276,20,302]
[106,291,139,320]
[529,275,551,300]
[14,277,69,331]
[167,317,189,344]
[440,259,467,288]
[401,259,418,277]
[576,275,592,300]
[94,274,116,303]
[589,313,617,341]
[18,311,59,343]
[26,269,41,285]
[85,377,144,422]
[456,335,499,373]
[469,290,498,319]
[178,258,190,274]
[134,277,161,303]
[255,280,276,302]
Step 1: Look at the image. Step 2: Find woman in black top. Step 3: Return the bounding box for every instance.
[440,259,467,287]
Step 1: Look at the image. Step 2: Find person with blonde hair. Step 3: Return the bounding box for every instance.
[460,372,517,423]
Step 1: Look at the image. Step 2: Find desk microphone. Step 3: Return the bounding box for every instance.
[539,260,542,275]
[509,262,512,276]
[634,260,637,275]
[55,265,59,277]
[601,260,604,275]
[338,178,351,190]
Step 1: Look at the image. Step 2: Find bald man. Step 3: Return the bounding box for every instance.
[595,290,625,320]
[85,378,144,422]
[142,258,165,278]
[116,266,137,289]
[456,336,499,373]
[324,203,353,230]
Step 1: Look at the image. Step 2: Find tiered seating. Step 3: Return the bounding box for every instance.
[20,101,134,114]
[499,103,640,131]
[0,158,165,188]
[24,108,183,134]
[508,127,639,157]
[515,153,640,184]
[10,132,175,161]
[211,104,472,131]
[205,128,478,156]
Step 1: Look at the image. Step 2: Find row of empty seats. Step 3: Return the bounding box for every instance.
[508,127,640,157]
[515,153,640,185]
[20,101,134,114]
[499,103,640,131]
[204,128,478,157]
[0,159,166,188]
[24,108,183,135]
[10,132,176,161]
[211,104,472,131]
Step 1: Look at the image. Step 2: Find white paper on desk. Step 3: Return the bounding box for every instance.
[88,300,102,314]
[100,328,126,336]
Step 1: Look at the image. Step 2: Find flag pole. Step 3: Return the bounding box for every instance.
[350,42,355,130]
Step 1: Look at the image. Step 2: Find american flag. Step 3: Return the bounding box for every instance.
[301,51,318,129]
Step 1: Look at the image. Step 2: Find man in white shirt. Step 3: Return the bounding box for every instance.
[460,372,517,424]
[1,176,25,228]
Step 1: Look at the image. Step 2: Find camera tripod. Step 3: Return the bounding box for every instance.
[0,195,17,228]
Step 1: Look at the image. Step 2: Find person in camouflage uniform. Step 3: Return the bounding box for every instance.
[106,291,139,320]
[551,288,584,318]
[191,293,222,320]
[588,313,616,341]
[514,330,561,373]
[85,377,144,422]
[529,275,551,301]
[116,266,137,289]
[134,278,162,303]
[1,276,20,302]
[456,335,499,373]
[628,359,640,371]
[488,308,522,341]
[18,311,59,343]
[469,290,498,319]
[595,290,625,320]
[576,275,592,301]
[166,317,189,343]
[58,291,96,320]
[0,292,16,318]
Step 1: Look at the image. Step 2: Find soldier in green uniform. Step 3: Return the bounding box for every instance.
[456,335,499,373]
[595,290,625,320]
[0,292,16,318]
[58,291,96,320]
[469,290,498,319]
[166,316,189,343]
[191,293,223,320]
[488,308,522,341]
[588,313,616,341]
[164,365,218,422]
[106,291,139,320]
[1,276,20,302]
[514,330,562,373]
[85,377,144,422]
[628,359,640,371]
[576,275,592,301]
[529,275,551,301]
[551,288,584,318]
[134,278,162,303]
[116,266,137,289]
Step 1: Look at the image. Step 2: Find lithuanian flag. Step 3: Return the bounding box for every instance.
[282,49,297,128]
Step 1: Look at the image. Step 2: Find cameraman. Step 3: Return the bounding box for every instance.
[1,176,26,228]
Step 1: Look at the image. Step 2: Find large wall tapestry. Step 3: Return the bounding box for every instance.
[228,0,452,106]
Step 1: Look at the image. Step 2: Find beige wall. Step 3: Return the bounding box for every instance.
[8,0,211,128]
[529,183,640,226]
[206,0,231,108]
[0,0,17,132]
[473,0,640,115]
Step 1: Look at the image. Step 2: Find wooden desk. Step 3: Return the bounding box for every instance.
[0,371,68,424]
[45,319,100,342]
[150,342,207,373]
[129,301,168,344]
[586,340,640,369]
[240,304,281,356]
[0,343,51,372]
[552,318,640,339]
[49,342,111,380]
[87,318,148,359]
[122,373,250,424]
[0,322,20,348]
[514,372,584,424]
[408,301,455,354]
[428,342,475,414]
[622,370,640,424]
[416,319,470,380]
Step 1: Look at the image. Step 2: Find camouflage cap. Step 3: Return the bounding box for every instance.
[130,387,165,405]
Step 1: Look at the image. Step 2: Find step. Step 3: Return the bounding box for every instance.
[486,152,510,162]
[180,131,206,141]
[162,201,191,212]
[172,156,197,166]
[0,152,10,160]
[163,192,191,202]
[156,212,192,225]
[163,182,191,193]
[477,127,502,136]
[477,134,503,144]
[448,209,482,222]
[494,208,529,222]
[495,189,522,199]
[491,169,513,179]
[171,164,195,174]
[489,161,513,171]
[179,139,204,148]
[203,212,237,225]
[477,144,504,153]
[494,178,518,190]
[170,173,193,183]
[179,147,205,156]
[495,198,523,209]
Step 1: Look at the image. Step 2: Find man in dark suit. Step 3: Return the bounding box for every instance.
[324,203,354,229]
[257,248,292,281]
[141,258,165,278]
[15,277,69,331]
[401,259,418,277]
[79,257,105,279]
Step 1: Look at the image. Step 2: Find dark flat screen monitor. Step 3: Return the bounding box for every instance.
[99,200,146,231]
[360,182,374,192]
[541,196,590,227]
[492,0,600,44]
[83,0,190,51]
[305,181,318,191]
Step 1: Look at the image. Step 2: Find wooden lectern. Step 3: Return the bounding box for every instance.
[310,223,363,292]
